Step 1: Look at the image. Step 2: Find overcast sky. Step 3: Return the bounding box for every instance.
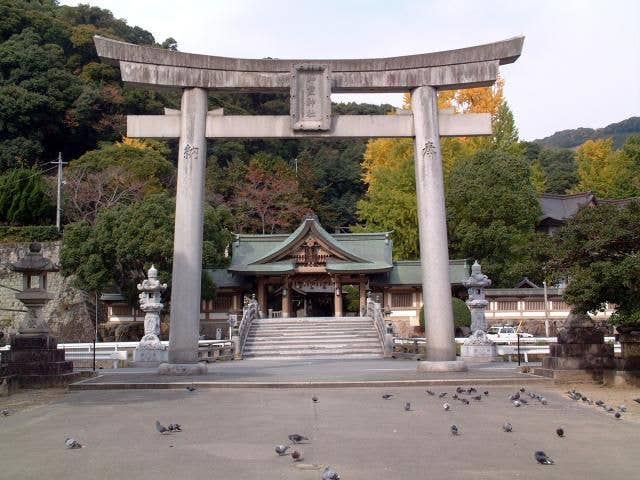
[59,0,640,140]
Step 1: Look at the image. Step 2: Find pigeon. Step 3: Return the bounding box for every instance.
[288,434,308,444]
[452,393,459,400]
[382,394,393,400]
[513,400,521,407]
[426,390,435,396]
[186,385,196,392]
[595,400,605,406]
[439,392,448,398]
[519,398,528,404]
[1,408,11,417]
[484,391,489,396]
[291,450,302,461]
[65,438,83,449]
[322,466,341,480]
[450,424,459,435]
[312,396,318,403]
[509,393,520,401]
[633,398,640,404]
[503,422,513,432]
[540,397,548,405]
[619,405,627,412]
[520,387,526,393]
[404,402,411,411]
[155,421,169,434]
[472,395,482,401]
[468,387,477,394]
[443,403,451,411]
[535,451,554,465]
[168,423,182,432]
[456,387,464,394]
[275,444,290,455]
[615,412,622,419]
[556,427,564,437]
[461,398,470,405]
[606,406,615,413]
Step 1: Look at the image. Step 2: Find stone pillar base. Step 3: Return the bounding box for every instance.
[417,359,467,372]
[461,345,501,363]
[158,362,207,376]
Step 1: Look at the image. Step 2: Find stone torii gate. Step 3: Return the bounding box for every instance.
[94,35,523,374]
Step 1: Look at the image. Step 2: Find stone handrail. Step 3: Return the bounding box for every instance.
[366,298,394,358]
[232,296,260,360]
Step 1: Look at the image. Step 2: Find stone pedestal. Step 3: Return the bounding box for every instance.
[0,334,76,388]
[416,360,467,372]
[536,311,614,382]
[158,362,207,375]
[461,330,500,363]
[616,330,640,371]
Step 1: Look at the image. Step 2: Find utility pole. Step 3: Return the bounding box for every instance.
[50,152,67,232]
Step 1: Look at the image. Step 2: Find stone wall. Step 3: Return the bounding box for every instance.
[0,241,96,343]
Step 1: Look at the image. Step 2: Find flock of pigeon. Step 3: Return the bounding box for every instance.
[52,383,640,477]
[565,388,630,419]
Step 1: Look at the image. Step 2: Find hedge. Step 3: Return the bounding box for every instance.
[0,225,61,242]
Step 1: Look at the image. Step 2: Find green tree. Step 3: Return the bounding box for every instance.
[61,193,231,305]
[446,150,540,286]
[0,167,55,225]
[530,160,547,195]
[550,202,640,325]
[537,148,578,194]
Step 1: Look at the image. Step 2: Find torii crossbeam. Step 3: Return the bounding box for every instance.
[94,35,524,374]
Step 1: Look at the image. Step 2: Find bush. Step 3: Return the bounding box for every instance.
[419,297,471,331]
[0,225,60,242]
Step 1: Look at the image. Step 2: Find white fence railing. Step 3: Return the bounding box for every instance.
[0,340,233,368]
[392,336,620,362]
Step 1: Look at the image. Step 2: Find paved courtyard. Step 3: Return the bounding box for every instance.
[1,381,639,479]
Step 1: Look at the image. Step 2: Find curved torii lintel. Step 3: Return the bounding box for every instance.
[93,36,524,92]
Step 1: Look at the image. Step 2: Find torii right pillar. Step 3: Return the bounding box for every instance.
[412,86,466,372]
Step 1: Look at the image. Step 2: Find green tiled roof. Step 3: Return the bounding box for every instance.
[228,215,393,275]
[370,259,469,286]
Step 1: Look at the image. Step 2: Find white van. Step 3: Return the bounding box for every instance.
[486,325,533,342]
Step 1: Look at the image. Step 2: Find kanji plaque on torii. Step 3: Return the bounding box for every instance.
[94,35,524,375]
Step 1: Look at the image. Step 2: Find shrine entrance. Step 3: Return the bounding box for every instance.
[94,34,523,371]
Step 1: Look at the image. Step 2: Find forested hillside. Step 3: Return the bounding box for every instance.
[535,117,640,149]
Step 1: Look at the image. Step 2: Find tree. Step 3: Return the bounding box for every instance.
[536,148,578,194]
[64,141,174,224]
[573,138,640,198]
[530,160,547,195]
[0,167,55,225]
[446,150,541,286]
[550,202,640,325]
[356,142,419,259]
[61,192,232,305]
[230,155,307,234]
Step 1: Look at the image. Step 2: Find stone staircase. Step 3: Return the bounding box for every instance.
[243,316,383,359]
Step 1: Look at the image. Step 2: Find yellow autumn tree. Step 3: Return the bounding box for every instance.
[573,138,639,198]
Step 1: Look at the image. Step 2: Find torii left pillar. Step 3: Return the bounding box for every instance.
[158,87,208,375]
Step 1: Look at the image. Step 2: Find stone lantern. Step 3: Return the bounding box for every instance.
[0,243,74,386]
[460,261,499,362]
[132,265,168,366]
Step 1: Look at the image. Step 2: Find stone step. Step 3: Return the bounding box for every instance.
[251,321,374,327]
[246,335,378,343]
[246,334,379,342]
[245,341,382,351]
[243,352,382,360]
[248,328,376,336]
[243,347,383,356]
[252,316,369,324]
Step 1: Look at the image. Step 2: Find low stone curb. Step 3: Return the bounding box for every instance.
[69,374,550,391]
